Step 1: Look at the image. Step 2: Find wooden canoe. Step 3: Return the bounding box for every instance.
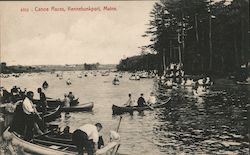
[2,102,61,122]
[3,127,120,155]
[47,102,94,112]
[112,97,171,115]
[112,80,120,85]
[34,98,79,107]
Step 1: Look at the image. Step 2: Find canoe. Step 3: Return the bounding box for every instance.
[236,81,250,85]
[34,98,79,107]
[112,80,120,85]
[2,103,61,122]
[43,106,61,122]
[3,127,120,155]
[112,97,171,115]
[47,102,94,112]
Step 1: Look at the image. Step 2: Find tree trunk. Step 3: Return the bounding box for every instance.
[208,12,213,71]
[178,31,182,64]
[181,12,185,65]
[162,50,166,71]
[234,35,239,68]
[169,40,172,62]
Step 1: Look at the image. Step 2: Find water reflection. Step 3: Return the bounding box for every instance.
[154,84,249,154]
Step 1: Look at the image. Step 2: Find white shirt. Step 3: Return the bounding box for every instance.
[165,81,172,87]
[22,97,35,115]
[125,97,135,106]
[78,124,99,144]
[186,79,193,86]
[198,79,203,85]
[148,95,157,104]
[64,97,70,107]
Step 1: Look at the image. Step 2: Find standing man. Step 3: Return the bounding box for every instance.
[137,93,146,107]
[72,123,103,155]
[37,88,48,115]
[22,91,43,141]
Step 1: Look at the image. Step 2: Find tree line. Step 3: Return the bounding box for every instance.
[117,0,249,76]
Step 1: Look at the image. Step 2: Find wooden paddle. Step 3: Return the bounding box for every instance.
[116,116,122,132]
[33,130,52,139]
[145,102,154,110]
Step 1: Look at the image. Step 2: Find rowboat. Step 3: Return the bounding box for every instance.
[3,127,120,155]
[47,102,94,112]
[112,97,171,115]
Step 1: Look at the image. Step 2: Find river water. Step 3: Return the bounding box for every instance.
[0,71,249,155]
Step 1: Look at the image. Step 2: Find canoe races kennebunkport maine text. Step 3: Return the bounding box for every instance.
[20,6,117,12]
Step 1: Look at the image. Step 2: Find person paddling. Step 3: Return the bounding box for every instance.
[124,93,135,107]
[72,123,103,155]
[137,93,146,107]
[147,92,157,105]
[37,88,48,115]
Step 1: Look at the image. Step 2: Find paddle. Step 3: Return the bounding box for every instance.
[145,102,154,110]
[108,116,122,155]
[33,130,52,139]
[116,116,122,132]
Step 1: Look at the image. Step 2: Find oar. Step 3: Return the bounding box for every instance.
[116,116,122,132]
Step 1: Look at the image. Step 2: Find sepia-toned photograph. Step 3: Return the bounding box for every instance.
[0,0,249,155]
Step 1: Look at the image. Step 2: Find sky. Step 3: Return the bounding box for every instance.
[0,1,155,66]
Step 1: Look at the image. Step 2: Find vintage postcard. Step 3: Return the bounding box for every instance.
[0,0,249,155]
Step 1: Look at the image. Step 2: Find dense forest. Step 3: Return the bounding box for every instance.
[117,0,249,76]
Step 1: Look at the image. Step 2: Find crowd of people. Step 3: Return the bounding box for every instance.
[1,85,108,155]
[158,63,213,96]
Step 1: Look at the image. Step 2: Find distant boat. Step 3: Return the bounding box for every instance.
[66,79,72,85]
[112,79,120,85]
[77,74,82,78]
[236,81,250,85]
[102,72,110,76]
[129,74,140,80]
[139,72,148,78]
[42,81,49,89]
